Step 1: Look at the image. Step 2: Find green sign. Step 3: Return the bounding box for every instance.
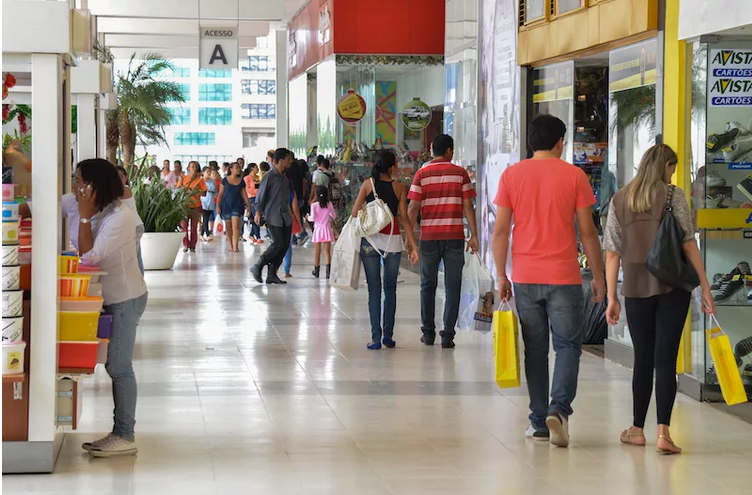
[401,98,431,131]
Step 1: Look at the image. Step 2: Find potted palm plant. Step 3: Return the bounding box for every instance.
[128,163,193,270]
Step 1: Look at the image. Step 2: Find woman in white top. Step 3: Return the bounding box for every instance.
[117,166,145,274]
[66,159,148,458]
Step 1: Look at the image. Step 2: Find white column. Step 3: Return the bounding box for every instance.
[275,29,288,147]
[29,53,63,443]
[77,93,96,160]
[98,104,108,160]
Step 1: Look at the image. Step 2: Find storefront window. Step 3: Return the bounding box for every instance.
[533,62,575,163]
[556,0,584,15]
[524,0,546,23]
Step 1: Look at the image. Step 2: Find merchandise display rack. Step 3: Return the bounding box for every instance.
[2,1,90,474]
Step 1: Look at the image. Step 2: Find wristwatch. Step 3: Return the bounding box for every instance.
[80,218,91,224]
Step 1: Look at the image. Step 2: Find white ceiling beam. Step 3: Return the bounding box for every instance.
[110,46,251,61]
[97,18,270,37]
[104,34,256,50]
[89,0,283,21]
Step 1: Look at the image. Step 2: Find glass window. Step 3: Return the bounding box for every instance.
[241,79,276,95]
[525,0,546,23]
[173,132,216,146]
[175,154,232,165]
[241,56,275,72]
[198,83,232,101]
[241,103,276,119]
[172,66,191,78]
[176,83,191,101]
[198,68,232,78]
[198,107,232,125]
[168,107,191,125]
[557,0,584,15]
[256,36,269,49]
[242,131,275,147]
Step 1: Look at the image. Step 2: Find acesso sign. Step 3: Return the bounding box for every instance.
[199,27,238,69]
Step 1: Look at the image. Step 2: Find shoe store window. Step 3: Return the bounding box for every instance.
[683,40,752,402]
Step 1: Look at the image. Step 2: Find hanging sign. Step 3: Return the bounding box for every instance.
[401,97,432,131]
[609,39,658,93]
[709,49,752,106]
[337,89,366,123]
[199,27,238,69]
[532,62,574,103]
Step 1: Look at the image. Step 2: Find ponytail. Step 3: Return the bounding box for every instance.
[316,185,329,208]
[371,150,397,180]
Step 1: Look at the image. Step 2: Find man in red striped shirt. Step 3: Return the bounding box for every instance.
[408,134,479,348]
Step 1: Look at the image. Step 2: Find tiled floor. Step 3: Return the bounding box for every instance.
[6,237,752,494]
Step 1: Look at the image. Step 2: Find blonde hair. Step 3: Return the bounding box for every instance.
[624,144,678,213]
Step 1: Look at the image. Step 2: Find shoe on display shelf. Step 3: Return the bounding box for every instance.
[726,120,752,136]
[737,175,752,203]
[722,134,752,163]
[707,128,740,153]
[735,335,752,359]
[711,262,751,292]
[713,278,746,303]
[706,171,728,187]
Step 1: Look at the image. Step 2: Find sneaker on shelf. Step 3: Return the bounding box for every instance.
[525,425,550,442]
[706,365,719,385]
[737,175,752,203]
[743,364,752,377]
[707,128,740,153]
[707,194,744,209]
[706,171,727,187]
[727,120,751,136]
[735,335,752,359]
[87,435,137,458]
[723,134,752,163]
[713,279,746,303]
[545,413,570,448]
[81,432,115,452]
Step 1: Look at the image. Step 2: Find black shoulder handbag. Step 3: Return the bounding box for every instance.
[645,185,700,292]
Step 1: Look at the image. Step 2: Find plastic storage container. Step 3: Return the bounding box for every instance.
[97,314,113,339]
[2,201,19,219]
[2,290,23,317]
[2,265,20,290]
[58,311,100,341]
[18,245,31,265]
[58,274,91,298]
[2,219,20,244]
[1,184,15,202]
[58,296,104,313]
[58,342,98,369]
[2,316,23,342]
[2,244,19,265]
[2,341,26,375]
[59,255,79,275]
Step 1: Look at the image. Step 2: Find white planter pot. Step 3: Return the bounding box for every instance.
[140,232,185,271]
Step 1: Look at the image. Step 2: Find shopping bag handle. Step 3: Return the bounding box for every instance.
[498,299,513,312]
[707,314,723,336]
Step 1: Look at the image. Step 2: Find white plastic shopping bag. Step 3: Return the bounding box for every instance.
[457,252,495,333]
[330,217,361,291]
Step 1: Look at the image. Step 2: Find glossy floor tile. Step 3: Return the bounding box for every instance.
[5,236,752,495]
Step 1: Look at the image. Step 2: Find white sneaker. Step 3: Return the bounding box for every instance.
[706,171,727,187]
[525,425,550,442]
[81,432,115,452]
[87,435,137,457]
[545,413,570,448]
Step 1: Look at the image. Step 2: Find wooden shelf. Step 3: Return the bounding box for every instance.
[57,367,94,375]
[2,374,26,383]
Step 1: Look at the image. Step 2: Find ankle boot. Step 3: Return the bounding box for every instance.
[326,264,331,279]
[312,266,320,278]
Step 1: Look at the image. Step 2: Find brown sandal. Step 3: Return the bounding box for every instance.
[656,435,682,455]
[620,428,646,446]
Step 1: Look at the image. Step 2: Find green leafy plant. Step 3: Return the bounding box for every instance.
[3,130,31,154]
[128,159,193,233]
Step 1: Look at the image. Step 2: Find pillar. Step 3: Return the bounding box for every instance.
[275,28,288,147]
[77,93,96,160]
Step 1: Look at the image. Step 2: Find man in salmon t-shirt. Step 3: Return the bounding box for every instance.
[408,134,479,349]
[491,114,605,449]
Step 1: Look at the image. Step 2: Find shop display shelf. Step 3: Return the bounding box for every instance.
[57,367,95,376]
[2,373,25,383]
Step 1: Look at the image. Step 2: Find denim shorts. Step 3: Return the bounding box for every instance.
[221,210,242,220]
[208,211,216,222]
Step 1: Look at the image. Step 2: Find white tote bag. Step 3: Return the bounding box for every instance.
[457,252,495,333]
[355,178,395,258]
[330,217,362,291]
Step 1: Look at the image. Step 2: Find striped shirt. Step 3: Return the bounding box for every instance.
[408,159,476,241]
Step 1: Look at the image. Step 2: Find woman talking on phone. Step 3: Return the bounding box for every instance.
[67,159,148,457]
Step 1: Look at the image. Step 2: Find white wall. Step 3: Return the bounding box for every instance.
[679,0,752,39]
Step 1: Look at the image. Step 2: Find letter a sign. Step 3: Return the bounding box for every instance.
[199,27,238,69]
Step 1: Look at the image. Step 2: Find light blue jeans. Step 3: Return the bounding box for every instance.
[104,292,148,441]
[360,239,401,343]
[513,283,584,433]
[283,235,293,274]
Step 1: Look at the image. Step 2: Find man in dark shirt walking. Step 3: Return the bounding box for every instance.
[252,148,296,284]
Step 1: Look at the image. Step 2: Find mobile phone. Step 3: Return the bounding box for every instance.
[738,175,752,203]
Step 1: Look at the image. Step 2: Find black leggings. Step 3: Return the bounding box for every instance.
[201,209,212,237]
[625,289,691,428]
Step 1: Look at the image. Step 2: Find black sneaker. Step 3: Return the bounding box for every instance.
[420,334,435,346]
[735,336,752,358]
[525,426,550,441]
[440,331,455,349]
[713,278,745,303]
[545,412,570,448]
[266,274,287,285]
[250,262,263,283]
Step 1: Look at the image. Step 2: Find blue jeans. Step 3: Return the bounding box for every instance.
[283,235,293,274]
[135,225,144,276]
[360,239,401,343]
[104,292,148,441]
[513,283,584,432]
[248,198,261,240]
[419,239,465,343]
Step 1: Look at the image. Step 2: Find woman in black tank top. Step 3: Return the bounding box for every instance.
[351,150,419,350]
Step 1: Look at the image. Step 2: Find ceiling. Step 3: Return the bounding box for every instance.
[87,0,307,60]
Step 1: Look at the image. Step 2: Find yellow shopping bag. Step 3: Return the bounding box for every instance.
[706,315,747,406]
[492,301,520,389]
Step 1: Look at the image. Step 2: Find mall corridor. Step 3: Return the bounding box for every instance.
[6,240,752,495]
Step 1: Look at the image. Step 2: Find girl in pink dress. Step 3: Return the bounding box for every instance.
[308,186,336,278]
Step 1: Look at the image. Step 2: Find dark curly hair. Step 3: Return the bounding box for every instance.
[76,159,125,212]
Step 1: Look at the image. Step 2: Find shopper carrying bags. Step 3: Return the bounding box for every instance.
[603,143,716,455]
[408,135,479,349]
[352,150,419,349]
[178,161,207,253]
[492,114,606,448]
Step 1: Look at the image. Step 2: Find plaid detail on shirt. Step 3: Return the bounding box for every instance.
[408,160,476,240]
